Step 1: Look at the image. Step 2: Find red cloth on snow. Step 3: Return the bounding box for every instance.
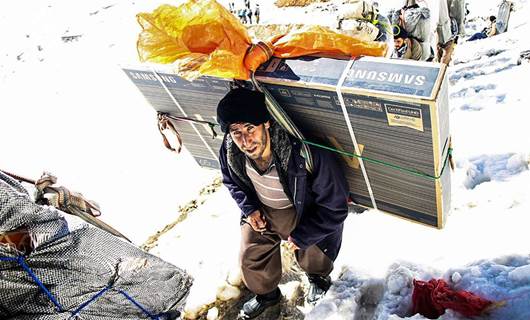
[412,279,493,319]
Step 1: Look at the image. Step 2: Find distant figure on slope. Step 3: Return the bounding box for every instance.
[247,6,253,24]
[217,88,349,319]
[254,4,260,24]
[392,26,423,60]
[238,8,247,24]
[468,16,498,41]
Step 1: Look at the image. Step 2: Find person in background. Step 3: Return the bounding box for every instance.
[468,16,497,41]
[247,6,253,24]
[217,88,349,319]
[389,0,433,61]
[392,26,424,60]
[238,8,247,24]
[437,0,466,65]
[254,4,260,24]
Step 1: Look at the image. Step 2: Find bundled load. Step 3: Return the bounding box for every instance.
[136,0,387,80]
[337,19,380,41]
[496,0,514,34]
[0,171,192,319]
[337,0,393,43]
[275,0,328,8]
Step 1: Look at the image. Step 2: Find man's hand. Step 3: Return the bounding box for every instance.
[287,236,300,251]
[246,210,267,233]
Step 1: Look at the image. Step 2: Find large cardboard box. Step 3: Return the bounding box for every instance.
[123,56,451,228]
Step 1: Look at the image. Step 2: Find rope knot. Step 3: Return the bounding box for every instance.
[244,41,274,72]
[35,172,101,217]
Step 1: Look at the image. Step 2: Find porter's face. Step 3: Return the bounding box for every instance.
[394,38,405,50]
[229,122,270,160]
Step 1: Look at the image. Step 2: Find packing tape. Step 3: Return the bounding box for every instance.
[335,59,378,210]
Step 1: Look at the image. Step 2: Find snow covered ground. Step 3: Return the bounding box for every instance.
[1,0,529,319]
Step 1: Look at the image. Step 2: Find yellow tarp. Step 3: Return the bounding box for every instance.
[137,0,251,80]
[136,0,387,80]
[271,24,387,58]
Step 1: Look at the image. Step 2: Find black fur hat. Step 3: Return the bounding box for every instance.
[216,88,271,133]
[393,26,409,40]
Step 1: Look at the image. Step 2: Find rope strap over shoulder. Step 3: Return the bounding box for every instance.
[250,72,315,174]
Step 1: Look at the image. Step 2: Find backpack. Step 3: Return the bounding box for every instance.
[450,17,458,37]
[390,5,431,43]
[448,0,466,36]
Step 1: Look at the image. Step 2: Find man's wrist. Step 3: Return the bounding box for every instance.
[242,208,259,218]
[288,235,308,250]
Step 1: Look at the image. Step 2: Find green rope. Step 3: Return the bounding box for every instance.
[302,139,452,181]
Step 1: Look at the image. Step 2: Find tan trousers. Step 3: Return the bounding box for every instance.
[437,40,456,65]
[240,206,333,295]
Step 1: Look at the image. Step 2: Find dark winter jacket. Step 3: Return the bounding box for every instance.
[219,122,349,260]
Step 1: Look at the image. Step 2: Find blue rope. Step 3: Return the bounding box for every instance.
[70,284,112,317]
[0,256,17,262]
[118,289,160,320]
[16,256,65,312]
[1,255,165,319]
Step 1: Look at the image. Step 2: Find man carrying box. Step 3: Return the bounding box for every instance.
[217,88,349,319]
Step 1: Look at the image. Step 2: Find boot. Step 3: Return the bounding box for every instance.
[306,274,332,304]
[239,288,281,319]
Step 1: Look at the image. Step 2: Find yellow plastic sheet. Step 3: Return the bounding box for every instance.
[136,0,387,80]
[137,0,252,80]
[271,24,387,58]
